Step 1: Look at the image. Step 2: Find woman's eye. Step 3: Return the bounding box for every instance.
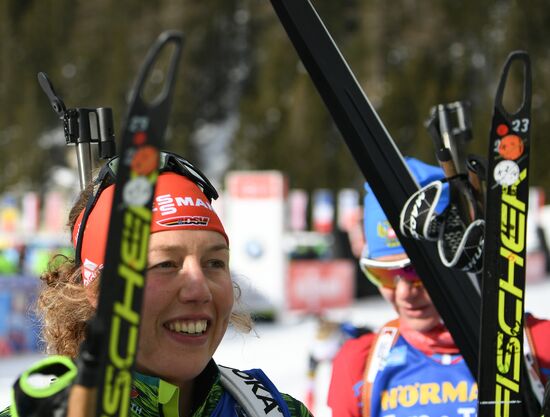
[148,260,177,270]
[207,259,227,269]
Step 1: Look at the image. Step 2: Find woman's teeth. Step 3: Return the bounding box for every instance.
[168,320,207,334]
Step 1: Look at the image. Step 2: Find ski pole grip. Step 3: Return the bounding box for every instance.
[437,147,478,222]
[436,148,458,178]
[467,171,484,217]
[12,356,78,417]
[468,171,483,206]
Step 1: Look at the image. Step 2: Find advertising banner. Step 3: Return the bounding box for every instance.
[224,171,288,314]
[287,259,355,312]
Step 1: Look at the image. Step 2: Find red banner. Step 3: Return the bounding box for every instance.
[287,259,355,311]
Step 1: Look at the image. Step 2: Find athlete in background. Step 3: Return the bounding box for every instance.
[327,157,550,417]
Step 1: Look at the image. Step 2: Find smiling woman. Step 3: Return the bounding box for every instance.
[2,152,313,417]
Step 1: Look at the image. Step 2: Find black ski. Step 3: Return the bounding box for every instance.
[269,0,481,375]
[543,383,550,417]
[66,31,184,417]
[478,51,541,417]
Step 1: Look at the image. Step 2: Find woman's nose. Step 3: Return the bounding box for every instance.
[396,278,422,296]
[177,259,212,304]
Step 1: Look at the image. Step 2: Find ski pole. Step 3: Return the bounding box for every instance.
[431,101,473,173]
[465,154,486,218]
[425,101,480,223]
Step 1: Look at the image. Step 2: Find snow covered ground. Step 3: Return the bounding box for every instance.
[1,279,549,416]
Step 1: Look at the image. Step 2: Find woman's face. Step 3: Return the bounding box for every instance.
[135,229,233,385]
[377,253,441,332]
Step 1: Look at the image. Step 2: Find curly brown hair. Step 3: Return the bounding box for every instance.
[36,177,253,358]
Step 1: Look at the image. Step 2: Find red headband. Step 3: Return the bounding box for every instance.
[72,172,228,286]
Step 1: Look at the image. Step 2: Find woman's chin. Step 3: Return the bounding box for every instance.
[401,316,440,333]
[135,352,210,384]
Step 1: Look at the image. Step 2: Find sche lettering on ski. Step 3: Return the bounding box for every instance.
[494,168,527,415]
[102,118,159,417]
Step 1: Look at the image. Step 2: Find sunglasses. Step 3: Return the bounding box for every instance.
[74,151,219,266]
[102,151,218,201]
[359,257,421,289]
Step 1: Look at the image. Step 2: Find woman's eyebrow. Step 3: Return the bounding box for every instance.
[208,244,230,252]
[148,243,229,253]
[149,244,179,253]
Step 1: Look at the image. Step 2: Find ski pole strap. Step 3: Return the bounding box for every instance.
[11,356,77,417]
[400,180,446,241]
[437,208,485,273]
[400,179,485,273]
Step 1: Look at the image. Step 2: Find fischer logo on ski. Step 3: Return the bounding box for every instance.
[477,51,540,417]
[93,33,183,417]
[101,127,158,417]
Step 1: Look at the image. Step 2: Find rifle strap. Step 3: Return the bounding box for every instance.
[218,365,290,417]
[361,319,400,417]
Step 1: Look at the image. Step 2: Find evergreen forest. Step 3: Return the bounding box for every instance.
[2,0,550,196]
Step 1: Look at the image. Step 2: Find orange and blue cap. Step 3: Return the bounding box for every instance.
[72,172,228,286]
